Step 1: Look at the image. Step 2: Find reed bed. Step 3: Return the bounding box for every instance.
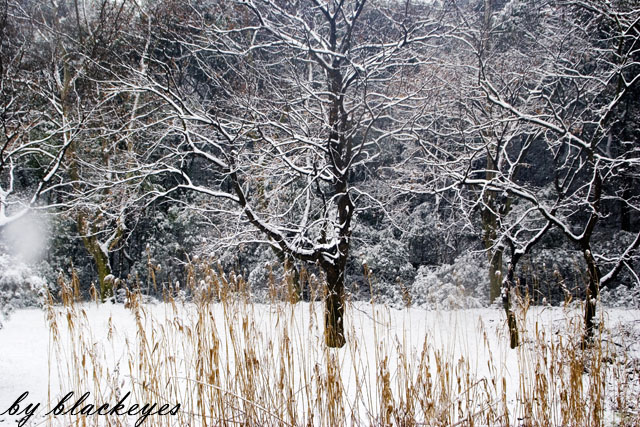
[43,265,640,426]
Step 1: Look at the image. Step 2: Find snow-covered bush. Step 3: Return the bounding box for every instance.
[404,202,475,266]
[600,283,640,309]
[354,227,415,305]
[0,254,48,327]
[596,230,640,308]
[126,205,202,292]
[410,252,487,310]
[248,260,275,290]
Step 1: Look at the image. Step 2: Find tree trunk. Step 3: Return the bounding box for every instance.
[78,213,113,302]
[482,188,503,303]
[582,247,600,345]
[94,248,113,301]
[489,247,503,303]
[581,165,602,346]
[323,262,346,348]
[503,262,519,349]
[82,236,112,301]
[482,153,503,303]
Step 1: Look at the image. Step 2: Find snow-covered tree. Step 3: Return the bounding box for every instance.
[113,0,444,346]
[5,0,141,300]
[413,0,640,343]
[0,0,76,229]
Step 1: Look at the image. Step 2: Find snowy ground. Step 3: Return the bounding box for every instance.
[0,302,638,426]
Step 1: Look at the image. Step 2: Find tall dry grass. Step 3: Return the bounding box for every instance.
[43,263,639,426]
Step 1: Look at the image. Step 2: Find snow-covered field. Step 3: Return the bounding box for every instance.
[0,299,639,426]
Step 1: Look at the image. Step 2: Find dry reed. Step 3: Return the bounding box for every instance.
[42,262,639,426]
